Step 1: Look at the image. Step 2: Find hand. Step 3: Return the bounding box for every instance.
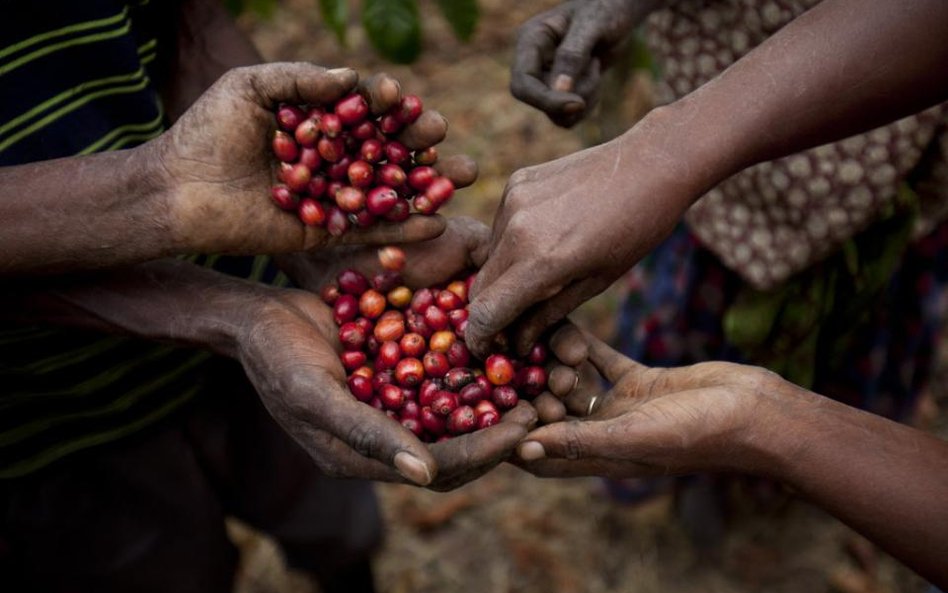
[278,217,591,489]
[465,114,696,358]
[511,0,659,127]
[515,333,782,478]
[152,64,460,255]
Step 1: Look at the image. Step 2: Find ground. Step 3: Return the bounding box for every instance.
[229,1,945,591]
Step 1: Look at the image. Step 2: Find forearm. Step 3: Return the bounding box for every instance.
[0,143,184,275]
[159,0,263,121]
[642,0,948,194]
[0,259,278,357]
[745,383,948,586]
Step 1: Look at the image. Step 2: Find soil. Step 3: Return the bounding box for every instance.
[230,2,945,592]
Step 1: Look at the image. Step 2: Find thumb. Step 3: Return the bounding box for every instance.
[238,63,359,109]
[584,331,641,385]
[548,17,602,93]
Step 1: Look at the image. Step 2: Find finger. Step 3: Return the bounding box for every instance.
[512,275,611,355]
[245,64,358,109]
[311,384,438,486]
[500,400,539,428]
[358,72,402,114]
[548,15,603,93]
[516,417,616,462]
[584,331,641,385]
[547,322,589,367]
[532,392,567,424]
[515,457,638,479]
[427,416,531,490]
[329,215,446,247]
[291,421,407,482]
[511,21,587,121]
[561,361,607,416]
[466,261,564,358]
[547,365,580,399]
[434,154,478,189]
[397,109,448,150]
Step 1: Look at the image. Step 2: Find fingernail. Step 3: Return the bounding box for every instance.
[518,441,546,461]
[394,451,432,486]
[327,67,355,78]
[553,74,574,92]
[562,101,584,114]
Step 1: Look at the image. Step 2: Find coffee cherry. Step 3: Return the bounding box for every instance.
[400,417,424,437]
[377,246,406,271]
[360,138,384,163]
[372,270,402,293]
[395,357,424,387]
[299,146,321,170]
[317,136,345,162]
[379,384,405,410]
[423,351,450,378]
[359,289,386,319]
[377,163,407,187]
[277,104,306,132]
[347,374,374,402]
[351,120,378,140]
[326,155,353,181]
[478,411,500,430]
[372,369,394,392]
[412,193,438,215]
[406,312,432,338]
[384,141,410,165]
[424,305,449,331]
[335,93,369,126]
[346,160,374,188]
[338,322,366,351]
[436,290,463,311]
[396,94,423,124]
[485,354,515,385]
[297,198,325,226]
[340,350,367,371]
[294,118,320,147]
[429,330,456,353]
[374,317,406,343]
[365,186,398,216]
[518,366,547,396]
[407,166,437,191]
[388,286,413,309]
[446,341,471,367]
[321,284,340,305]
[379,113,402,135]
[414,146,438,165]
[527,343,549,365]
[426,177,455,205]
[491,385,519,410]
[333,294,358,325]
[446,280,468,303]
[458,382,488,406]
[399,333,426,358]
[338,269,369,295]
[444,367,476,392]
[352,365,374,380]
[376,341,401,370]
[431,391,459,417]
[270,185,298,211]
[418,379,442,407]
[411,289,435,314]
[447,406,476,434]
[448,308,469,329]
[420,407,446,436]
[384,199,411,222]
[320,113,343,137]
[283,162,311,193]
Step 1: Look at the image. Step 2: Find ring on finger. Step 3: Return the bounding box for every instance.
[586,394,599,416]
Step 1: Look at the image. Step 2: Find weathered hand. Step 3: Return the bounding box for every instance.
[466,116,695,358]
[511,0,658,127]
[153,63,456,256]
[236,288,441,485]
[515,333,780,479]
[278,217,590,490]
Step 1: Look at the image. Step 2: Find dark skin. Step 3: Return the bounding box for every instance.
[516,334,948,588]
[467,0,948,357]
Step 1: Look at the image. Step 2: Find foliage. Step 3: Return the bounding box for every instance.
[227,0,480,64]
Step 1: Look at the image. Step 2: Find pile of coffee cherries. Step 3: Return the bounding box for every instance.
[269,93,455,235]
[322,261,549,441]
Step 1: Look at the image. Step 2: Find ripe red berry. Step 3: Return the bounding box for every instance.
[412,193,439,215]
[491,385,519,410]
[372,369,394,392]
[326,155,353,181]
[429,330,456,353]
[306,175,328,198]
[320,113,343,137]
[270,185,297,211]
[407,166,437,191]
[298,198,326,227]
[348,160,374,188]
[446,341,471,367]
[320,284,340,305]
[351,120,378,140]
[317,136,345,162]
[422,351,450,378]
[352,365,374,380]
[458,382,488,406]
[395,357,425,387]
[527,343,549,365]
[334,93,369,126]
[384,141,410,165]
[376,340,402,370]
[299,146,321,170]
[426,177,455,205]
[431,391,459,417]
[383,199,411,222]
[335,187,366,213]
[374,317,406,343]
[414,146,438,165]
[360,138,383,163]
[406,312,432,338]
[448,308,469,329]
[283,163,311,193]
[294,118,320,147]
[411,289,435,314]
[326,206,351,236]
[371,270,402,293]
[485,354,515,385]
[399,333,426,358]
[333,294,358,325]
[338,269,370,295]
[340,350,367,371]
[359,289,386,319]
[272,130,300,163]
[350,209,376,228]
[347,374,374,402]
[379,384,406,410]
[444,367,476,392]
[377,163,407,187]
[436,290,463,311]
[379,113,402,135]
[388,286,413,309]
[423,305,449,331]
[418,379,442,407]
[338,322,366,351]
[365,186,398,216]
[447,406,476,434]
[277,104,306,131]
[420,407,446,436]
[377,246,406,272]
[474,399,499,419]
[446,280,468,303]
[396,94,423,124]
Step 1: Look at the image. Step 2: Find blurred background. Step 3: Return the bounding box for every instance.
[224,1,946,591]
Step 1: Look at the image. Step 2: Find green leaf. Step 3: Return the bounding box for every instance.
[318,0,349,46]
[435,0,478,41]
[362,0,422,64]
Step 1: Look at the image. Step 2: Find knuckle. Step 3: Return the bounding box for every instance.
[344,422,383,458]
[563,425,586,460]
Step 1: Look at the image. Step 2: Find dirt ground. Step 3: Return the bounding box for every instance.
[230,1,945,592]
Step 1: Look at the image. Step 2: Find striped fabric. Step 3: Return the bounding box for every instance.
[0,0,287,478]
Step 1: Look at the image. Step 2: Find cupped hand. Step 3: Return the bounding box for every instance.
[515,333,782,479]
[236,287,440,485]
[152,63,459,256]
[511,0,656,127]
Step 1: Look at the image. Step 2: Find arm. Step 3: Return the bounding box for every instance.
[0,259,439,485]
[468,0,948,356]
[517,336,948,587]
[0,65,446,276]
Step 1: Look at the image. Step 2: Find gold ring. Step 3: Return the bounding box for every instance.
[586,395,599,416]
